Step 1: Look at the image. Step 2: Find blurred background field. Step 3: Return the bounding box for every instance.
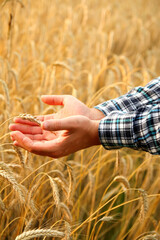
[0,0,160,239]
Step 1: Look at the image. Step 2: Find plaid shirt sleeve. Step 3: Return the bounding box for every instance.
[94,77,160,155]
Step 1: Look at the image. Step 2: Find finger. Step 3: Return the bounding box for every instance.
[13,117,39,126]
[11,131,60,157]
[13,135,57,154]
[42,117,76,131]
[12,139,51,156]
[13,140,18,146]
[11,131,33,151]
[41,95,67,106]
[38,114,55,121]
[9,123,43,135]
[25,134,45,141]
[10,134,15,141]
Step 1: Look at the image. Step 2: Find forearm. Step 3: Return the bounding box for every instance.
[98,104,160,155]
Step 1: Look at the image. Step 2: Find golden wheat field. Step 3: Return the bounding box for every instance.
[0,0,160,239]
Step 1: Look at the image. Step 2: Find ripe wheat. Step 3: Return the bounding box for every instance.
[15,229,65,240]
[18,113,42,126]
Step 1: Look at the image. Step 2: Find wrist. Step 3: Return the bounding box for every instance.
[89,108,105,120]
[90,120,101,146]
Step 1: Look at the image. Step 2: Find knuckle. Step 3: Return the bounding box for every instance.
[54,120,62,130]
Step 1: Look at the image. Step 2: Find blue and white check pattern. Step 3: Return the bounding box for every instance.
[94,77,160,155]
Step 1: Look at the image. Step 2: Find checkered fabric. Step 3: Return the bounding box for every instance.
[94,77,160,154]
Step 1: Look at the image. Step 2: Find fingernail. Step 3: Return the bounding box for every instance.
[10,135,14,141]
[10,132,16,138]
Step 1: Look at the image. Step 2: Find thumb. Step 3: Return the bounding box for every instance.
[41,95,65,106]
[42,117,76,131]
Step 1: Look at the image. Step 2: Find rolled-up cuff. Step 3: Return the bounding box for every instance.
[98,112,137,150]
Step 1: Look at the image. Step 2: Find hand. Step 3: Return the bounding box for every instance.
[40,95,105,120]
[11,95,105,127]
[10,116,100,158]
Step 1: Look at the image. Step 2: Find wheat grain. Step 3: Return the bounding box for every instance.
[15,229,65,240]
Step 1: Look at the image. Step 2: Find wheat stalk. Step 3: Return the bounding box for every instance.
[15,229,65,240]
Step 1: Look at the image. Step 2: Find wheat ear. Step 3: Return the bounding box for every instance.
[136,231,160,240]
[18,113,41,125]
[60,202,72,221]
[0,169,26,203]
[142,235,157,240]
[54,177,69,196]
[99,216,114,222]
[64,221,71,240]
[139,188,148,221]
[48,176,60,208]
[15,229,64,240]
[0,161,14,175]
[113,175,130,190]
[13,145,25,167]
[0,195,6,211]
[67,166,72,202]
